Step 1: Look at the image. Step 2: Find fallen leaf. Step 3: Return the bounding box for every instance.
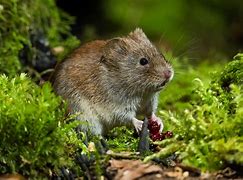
[0,174,25,180]
[108,159,162,180]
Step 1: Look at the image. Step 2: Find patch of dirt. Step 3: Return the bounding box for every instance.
[106,159,163,180]
[105,158,243,180]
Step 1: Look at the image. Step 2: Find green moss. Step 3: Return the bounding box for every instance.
[159,54,224,112]
[216,53,243,88]
[0,74,88,178]
[147,55,243,171]
[0,0,80,76]
[107,126,139,152]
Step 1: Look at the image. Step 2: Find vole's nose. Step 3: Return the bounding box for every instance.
[163,69,172,79]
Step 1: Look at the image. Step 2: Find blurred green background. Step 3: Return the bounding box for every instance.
[57,0,243,59]
[1,0,243,77]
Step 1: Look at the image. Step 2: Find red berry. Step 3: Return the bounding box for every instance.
[148,120,155,129]
[151,124,160,133]
[150,134,156,141]
[165,131,173,138]
[148,120,160,134]
[159,133,165,141]
[150,133,161,141]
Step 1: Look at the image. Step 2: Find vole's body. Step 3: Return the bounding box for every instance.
[53,29,173,135]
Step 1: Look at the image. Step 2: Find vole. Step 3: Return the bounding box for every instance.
[52,28,173,135]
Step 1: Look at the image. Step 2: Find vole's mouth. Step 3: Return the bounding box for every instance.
[160,80,168,86]
[155,79,169,90]
[160,79,170,87]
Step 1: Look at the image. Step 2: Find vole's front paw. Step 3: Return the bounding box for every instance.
[132,118,144,133]
[148,114,164,132]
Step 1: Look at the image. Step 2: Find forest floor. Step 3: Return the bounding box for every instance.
[105,157,240,179]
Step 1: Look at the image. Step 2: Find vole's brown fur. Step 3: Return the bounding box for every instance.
[52,28,173,135]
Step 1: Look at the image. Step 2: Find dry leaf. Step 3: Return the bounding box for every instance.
[0,174,25,180]
[108,159,162,180]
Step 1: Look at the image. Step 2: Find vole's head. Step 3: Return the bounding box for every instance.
[101,28,173,93]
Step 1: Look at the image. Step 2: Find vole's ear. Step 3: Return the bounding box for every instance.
[128,28,150,44]
[101,38,128,67]
[102,38,128,57]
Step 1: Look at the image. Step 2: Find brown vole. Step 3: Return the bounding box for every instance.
[52,28,173,135]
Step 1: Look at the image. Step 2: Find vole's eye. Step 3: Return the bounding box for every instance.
[140,58,149,66]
